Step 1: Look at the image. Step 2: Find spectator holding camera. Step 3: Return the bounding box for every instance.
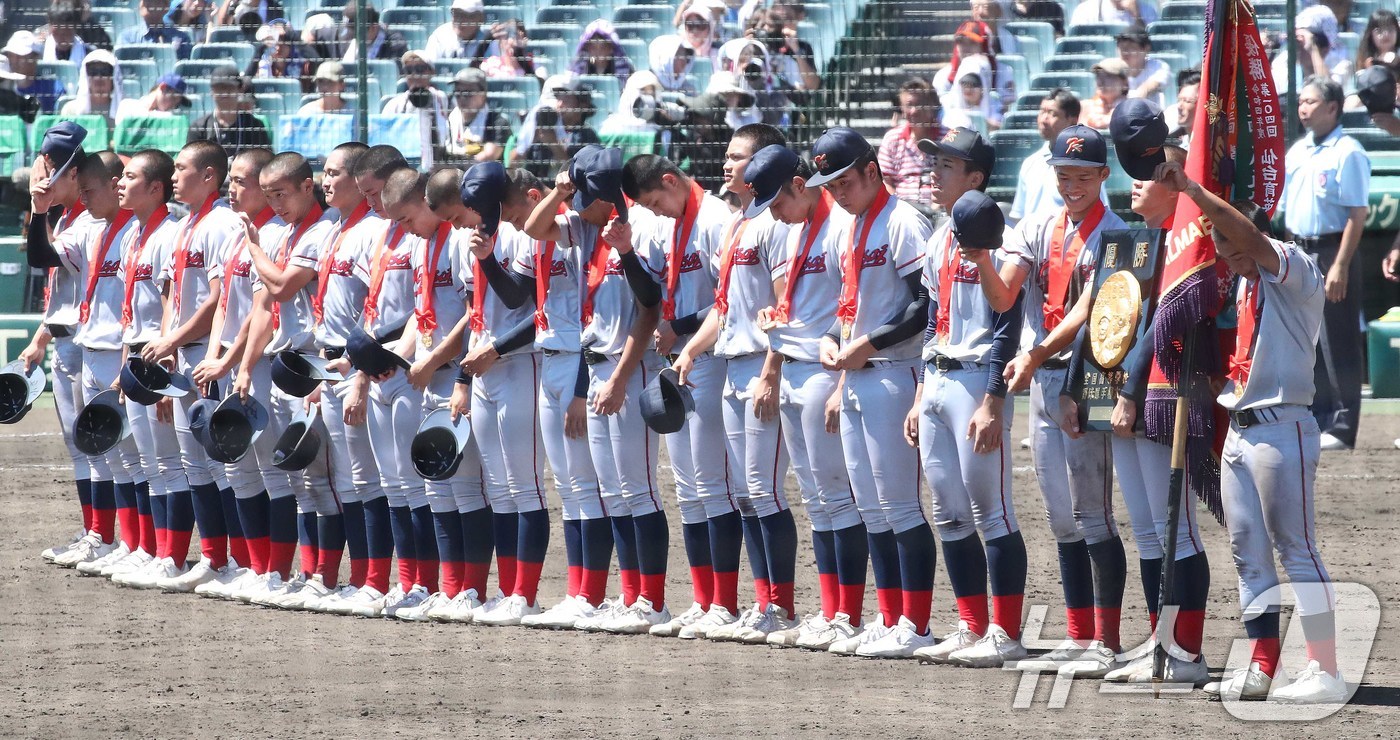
[445,68,511,163]
[748,1,819,91]
[250,18,310,92]
[479,20,538,80]
[311,4,406,69]
[165,0,213,44]
[382,50,451,168]
[119,0,192,59]
[514,75,601,177]
[1272,4,1353,93]
[718,38,793,126]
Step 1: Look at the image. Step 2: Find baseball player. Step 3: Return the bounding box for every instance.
[140,140,250,594]
[63,151,146,570]
[618,152,739,638]
[902,130,1029,666]
[742,145,871,650]
[804,127,936,657]
[523,146,672,634]
[23,124,103,564]
[1157,163,1344,703]
[669,126,808,645]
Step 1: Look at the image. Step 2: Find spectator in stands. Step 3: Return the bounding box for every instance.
[1,31,63,112]
[1009,87,1082,223]
[1070,0,1158,27]
[676,3,718,63]
[748,1,820,91]
[480,20,538,80]
[602,70,665,137]
[706,69,760,129]
[878,77,943,208]
[569,20,633,84]
[40,0,91,62]
[68,0,113,51]
[382,50,450,169]
[1012,0,1064,36]
[186,64,271,157]
[718,38,793,127]
[213,0,285,27]
[426,0,496,64]
[117,72,191,119]
[250,19,310,93]
[445,67,511,163]
[298,61,348,114]
[1084,57,1129,129]
[934,22,1013,120]
[943,74,995,131]
[165,0,212,45]
[514,75,601,178]
[1169,67,1199,145]
[971,0,1017,55]
[650,35,698,94]
[1356,9,1398,70]
[118,0,193,60]
[1281,75,1370,452]
[336,5,407,69]
[1115,23,1168,107]
[1353,64,1400,133]
[1273,4,1353,93]
[61,48,122,124]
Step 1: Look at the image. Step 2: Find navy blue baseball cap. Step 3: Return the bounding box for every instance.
[950,191,1005,251]
[459,161,507,237]
[917,126,995,177]
[743,144,801,219]
[188,382,221,454]
[1109,98,1169,181]
[271,350,344,398]
[806,127,875,187]
[1356,65,1397,113]
[346,326,411,377]
[207,393,270,464]
[119,357,193,406]
[640,367,695,434]
[272,404,322,471]
[1047,124,1109,168]
[412,408,474,481]
[569,145,629,222]
[40,121,87,181]
[0,360,45,424]
[73,389,130,456]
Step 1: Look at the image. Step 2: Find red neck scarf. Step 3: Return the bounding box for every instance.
[662,181,705,321]
[776,191,833,323]
[120,205,170,328]
[469,230,496,335]
[269,204,324,330]
[313,200,371,325]
[44,201,88,312]
[835,187,893,336]
[712,216,751,318]
[218,208,276,314]
[362,224,405,327]
[1228,279,1262,392]
[79,209,135,323]
[580,213,617,327]
[170,193,218,318]
[534,203,567,331]
[1042,200,1106,332]
[934,229,960,341]
[414,221,453,337]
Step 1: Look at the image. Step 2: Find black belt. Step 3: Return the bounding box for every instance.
[127,342,147,354]
[1230,406,1288,429]
[582,349,608,365]
[930,355,979,372]
[1042,359,1070,371]
[542,349,574,356]
[1294,233,1343,250]
[377,324,405,344]
[323,346,346,361]
[46,323,73,338]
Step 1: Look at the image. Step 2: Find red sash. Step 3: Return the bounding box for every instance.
[1042,201,1105,332]
[269,204,324,331]
[835,188,892,334]
[1227,280,1261,391]
[414,221,453,337]
[580,227,613,328]
[934,229,959,341]
[120,205,170,328]
[775,191,832,323]
[662,181,705,321]
[312,201,370,324]
[169,193,218,318]
[469,231,494,335]
[712,216,751,318]
[78,209,135,323]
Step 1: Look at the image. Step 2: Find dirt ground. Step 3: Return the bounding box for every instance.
[1,398,1397,739]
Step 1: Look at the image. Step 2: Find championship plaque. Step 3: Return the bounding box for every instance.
[1076,227,1165,433]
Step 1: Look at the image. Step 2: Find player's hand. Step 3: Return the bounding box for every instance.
[602,218,634,254]
[1111,395,1137,438]
[1153,160,1191,194]
[654,321,678,357]
[140,337,177,364]
[967,397,1004,454]
[819,336,841,371]
[30,174,54,214]
[958,246,993,267]
[1383,249,1400,282]
[1325,262,1348,302]
[155,396,175,425]
[232,368,251,399]
[554,169,577,197]
[1296,28,1317,51]
[756,306,784,332]
[238,212,262,247]
[1003,352,1039,394]
[305,385,322,406]
[752,373,778,422]
[671,351,695,387]
[834,336,875,370]
[461,344,500,376]
[344,378,368,426]
[565,396,588,439]
[824,385,842,434]
[19,341,45,372]
[449,381,472,422]
[903,402,920,447]
[592,377,625,416]
[192,357,225,387]
[406,358,435,391]
[468,229,494,260]
[325,356,351,375]
[1058,395,1084,439]
[368,368,398,383]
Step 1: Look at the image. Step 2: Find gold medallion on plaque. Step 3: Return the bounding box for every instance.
[1089,271,1141,369]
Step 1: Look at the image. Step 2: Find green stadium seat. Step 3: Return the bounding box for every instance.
[1000,54,1029,97]
[251,78,302,99]
[1160,1,1206,21]
[175,60,230,81]
[190,42,256,71]
[31,114,109,152]
[0,116,27,174]
[532,24,583,42]
[612,4,673,26]
[383,6,448,28]
[1345,127,1400,151]
[578,75,623,112]
[1030,72,1096,100]
[208,27,248,44]
[1044,54,1103,73]
[1007,21,1054,70]
[689,56,712,91]
[89,6,138,39]
[488,91,530,121]
[387,25,429,53]
[1001,110,1039,131]
[537,6,591,26]
[117,59,159,95]
[484,5,517,24]
[1055,36,1115,58]
[114,115,190,155]
[1152,52,1188,74]
[1014,91,1049,112]
[114,43,178,71]
[528,38,570,69]
[613,23,662,46]
[306,6,344,23]
[988,130,1042,192]
[37,61,77,94]
[1149,34,1202,65]
[1067,21,1129,38]
[488,78,539,96]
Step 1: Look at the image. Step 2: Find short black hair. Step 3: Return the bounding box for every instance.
[780,157,814,193]
[620,154,685,199]
[352,144,408,180]
[425,166,463,211]
[47,0,83,26]
[232,147,273,175]
[1232,199,1273,237]
[381,167,426,210]
[262,151,313,185]
[180,139,229,187]
[1177,67,1202,89]
[505,167,549,204]
[1114,21,1151,48]
[1303,75,1345,108]
[78,149,124,182]
[1044,87,1081,119]
[332,141,370,172]
[132,149,175,202]
[732,123,786,152]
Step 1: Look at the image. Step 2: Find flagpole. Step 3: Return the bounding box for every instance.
[1286,0,1298,137]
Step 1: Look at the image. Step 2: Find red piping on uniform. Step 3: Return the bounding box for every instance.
[1297,421,1333,610]
[641,370,659,510]
[531,354,545,509]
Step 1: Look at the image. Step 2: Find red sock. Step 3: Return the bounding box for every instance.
[416,558,440,593]
[581,568,609,606]
[439,561,463,598]
[1067,606,1095,642]
[1148,610,1158,632]
[397,557,416,591]
[228,535,249,570]
[955,595,990,636]
[348,557,368,590]
[640,572,666,610]
[817,572,840,619]
[268,540,296,579]
[299,543,317,579]
[118,505,140,550]
[245,535,269,574]
[1252,637,1282,677]
[619,568,640,605]
[514,560,545,605]
[168,529,194,567]
[1306,639,1338,675]
[1173,609,1204,655]
[689,564,714,608]
[95,506,116,544]
[713,570,739,614]
[1095,606,1122,652]
[839,582,866,626]
[770,581,795,620]
[992,594,1024,640]
[138,513,156,556]
[566,565,583,598]
[81,503,95,532]
[463,562,491,598]
[199,534,227,570]
[317,547,343,588]
[365,557,391,593]
[875,587,901,627]
[902,589,933,634]
[496,555,517,597]
[754,577,771,611]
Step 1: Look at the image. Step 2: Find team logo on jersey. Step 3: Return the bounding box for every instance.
[604,258,624,276]
[952,263,980,282]
[731,247,760,266]
[679,252,704,273]
[386,252,412,270]
[329,257,355,277]
[231,259,252,279]
[185,252,205,269]
[130,262,155,282]
[434,269,452,288]
[860,245,889,268]
[797,253,827,276]
[1064,137,1086,154]
[549,259,568,277]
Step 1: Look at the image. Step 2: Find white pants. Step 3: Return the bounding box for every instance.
[920,366,1018,542]
[587,353,663,517]
[368,371,429,509]
[722,352,789,518]
[243,356,301,502]
[471,351,546,514]
[322,369,384,505]
[538,351,605,520]
[664,351,738,523]
[778,359,860,531]
[423,369,486,514]
[51,335,91,479]
[125,391,186,498]
[79,348,141,485]
[840,360,924,534]
[1029,367,1115,545]
[174,343,227,489]
[1111,432,1203,561]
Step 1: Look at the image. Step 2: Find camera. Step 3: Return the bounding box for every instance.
[762,30,787,54]
[408,87,434,109]
[0,88,39,123]
[632,93,687,125]
[535,106,559,129]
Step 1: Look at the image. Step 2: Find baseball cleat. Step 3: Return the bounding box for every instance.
[947,624,1028,668]
[574,597,626,632]
[54,534,115,567]
[1269,662,1347,704]
[707,603,762,642]
[396,591,450,622]
[344,585,389,618]
[855,616,935,658]
[42,530,87,562]
[1103,650,1210,686]
[76,542,131,575]
[275,575,333,610]
[649,601,706,637]
[1053,641,1123,679]
[255,573,306,607]
[735,604,797,645]
[679,605,739,640]
[103,548,155,579]
[311,583,362,614]
[424,591,461,622]
[443,588,483,623]
[1203,662,1275,701]
[522,595,589,629]
[769,613,827,648]
[113,554,175,588]
[829,616,891,656]
[796,612,856,651]
[239,572,285,604]
[207,568,260,600]
[1014,639,1094,672]
[914,621,982,664]
[601,596,671,635]
[475,594,540,626]
[469,590,508,622]
[160,557,229,593]
[386,585,431,619]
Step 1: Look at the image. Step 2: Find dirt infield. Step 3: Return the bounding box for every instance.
[1,400,1397,738]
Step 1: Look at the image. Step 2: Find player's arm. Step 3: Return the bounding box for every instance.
[672,309,721,385]
[19,324,53,371]
[25,207,65,269]
[477,250,534,309]
[523,172,573,242]
[594,301,659,416]
[967,290,1023,453]
[234,292,275,397]
[1156,160,1279,276]
[1004,286,1092,393]
[838,272,929,369]
[904,299,937,447]
[462,313,537,376]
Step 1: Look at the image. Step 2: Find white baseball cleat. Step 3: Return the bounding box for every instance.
[522,595,590,629]
[796,612,856,651]
[914,620,982,664]
[206,568,259,600]
[829,616,891,656]
[160,557,227,593]
[240,572,285,604]
[1318,433,1351,451]
[1013,639,1094,672]
[947,624,1028,668]
[442,588,483,623]
[601,596,671,635]
[254,573,306,607]
[1269,661,1348,704]
[113,555,177,588]
[424,591,461,622]
[42,530,87,562]
[275,575,333,610]
[386,585,430,619]
[679,604,739,640]
[311,583,362,614]
[54,534,116,567]
[769,613,827,648]
[1103,650,1210,686]
[1053,641,1124,679]
[475,594,540,626]
[344,585,389,618]
[469,590,508,622]
[574,597,626,632]
[707,603,762,643]
[396,591,450,622]
[103,548,155,579]
[855,616,935,658]
[1203,662,1275,701]
[76,542,131,575]
[649,601,706,637]
[735,604,797,645]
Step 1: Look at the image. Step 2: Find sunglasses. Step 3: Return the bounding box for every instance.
[85,63,115,77]
[406,64,434,76]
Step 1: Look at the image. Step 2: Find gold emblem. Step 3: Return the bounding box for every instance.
[841,322,852,340]
[1206,93,1222,125]
[422,333,434,349]
[1089,271,1142,369]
